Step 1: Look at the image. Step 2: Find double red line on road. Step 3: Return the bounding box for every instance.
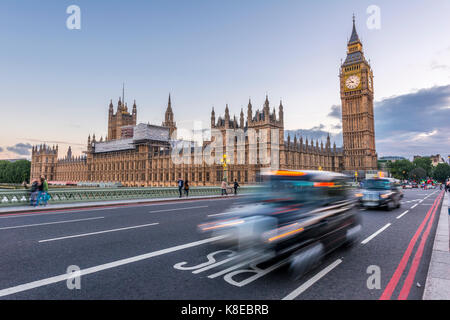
[379,191,444,300]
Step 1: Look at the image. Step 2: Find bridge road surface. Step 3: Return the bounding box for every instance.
[0,188,444,300]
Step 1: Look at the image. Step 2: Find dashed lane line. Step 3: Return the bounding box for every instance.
[282,259,343,300]
[396,210,409,219]
[0,216,105,230]
[38,222,159,243]
[361,223,391,245]
[149,205,208,213]
[0,235,226,298]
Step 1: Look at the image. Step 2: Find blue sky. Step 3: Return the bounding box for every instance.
[1,0,449,160]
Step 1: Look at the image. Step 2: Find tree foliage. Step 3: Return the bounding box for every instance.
[386,157,441,181]
[387,160,414,180]
[432,163,450,182]
[409,167,427,180]
[413,157,433,176]
[0,160,31,183]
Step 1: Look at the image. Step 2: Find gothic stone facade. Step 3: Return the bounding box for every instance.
[31,18,376,186]
[31,95,343,186]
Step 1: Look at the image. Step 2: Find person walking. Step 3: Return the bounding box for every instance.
[177,177,184,198]
[29,179,39,206]
[233,179,240,195]
[37,177,44,206]
[41,176,49,206]
[184,180,189,197]
[221,180,228,196]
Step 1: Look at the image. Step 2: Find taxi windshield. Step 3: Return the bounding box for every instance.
[248,176,349,206]
[363,179,391,190]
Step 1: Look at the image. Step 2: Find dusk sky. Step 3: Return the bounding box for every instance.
[1,0,449,160]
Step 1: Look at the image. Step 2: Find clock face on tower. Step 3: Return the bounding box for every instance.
[345,75,360,89]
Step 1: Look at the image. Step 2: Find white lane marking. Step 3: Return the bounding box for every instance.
[396,210,409,219]
[401,199,421,204]
[282,259,342,300]
[208,212,232,217]
[0,198,234,220]
[411,203,418,209]
[38,223,159,243]
[224,257,290,287]
[0,235,226,298]
[207,256,264,279]
[0,208,115,219]
[192,255,241,274]
[0,217,105,230]
[149,205,208,213]
[361,223,391,245]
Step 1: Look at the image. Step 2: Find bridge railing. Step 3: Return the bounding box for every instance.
[0,186,261,207]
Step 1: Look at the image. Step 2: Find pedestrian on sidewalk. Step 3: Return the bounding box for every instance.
[29,179,39,206]
[37,178,44,206]
[40,176,49,206]
[221,180,228,196]
[177,177,184,198]
[184,180,189,197]
[233,179,240,195]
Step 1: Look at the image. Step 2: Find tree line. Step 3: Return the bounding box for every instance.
[0,160,31,184]
[386,157,450,182]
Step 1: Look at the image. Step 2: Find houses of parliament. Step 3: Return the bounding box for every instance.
[30,18,378,186]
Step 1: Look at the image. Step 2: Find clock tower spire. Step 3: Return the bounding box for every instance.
[340,16,377,173]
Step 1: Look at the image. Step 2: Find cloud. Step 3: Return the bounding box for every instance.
[285,126,342,146]
[331,123,342,130]
[291,84,450,159]
[6,143,33,156]
[327,104,341,119]
[360,84,450,158]
[431,60,450,71]
[22,138,85,146]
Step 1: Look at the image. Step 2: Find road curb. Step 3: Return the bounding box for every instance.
[423,191,450,300]
[0,194,244,215]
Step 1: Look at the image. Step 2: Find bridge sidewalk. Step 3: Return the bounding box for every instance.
[0,193,240,215]
[423,191,450,300]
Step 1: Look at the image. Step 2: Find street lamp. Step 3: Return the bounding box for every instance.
[220,154,230,182]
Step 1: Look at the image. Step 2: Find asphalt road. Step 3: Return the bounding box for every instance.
[0,188,444,300]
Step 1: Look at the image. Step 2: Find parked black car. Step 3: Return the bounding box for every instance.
[198,170,361,279]
[357,178,403,210]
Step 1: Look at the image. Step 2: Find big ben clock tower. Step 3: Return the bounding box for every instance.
[340,16,377,172]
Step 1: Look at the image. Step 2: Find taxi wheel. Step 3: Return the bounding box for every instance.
[386,200,396,211]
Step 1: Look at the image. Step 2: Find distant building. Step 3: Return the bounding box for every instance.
[30,17,377,186]
[379,156,406,163]
[430,154,445,166]
[414,154,445,167]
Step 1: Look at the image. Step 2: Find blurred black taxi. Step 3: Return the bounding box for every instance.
[356,178,403,210]
[198,170,361,279]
